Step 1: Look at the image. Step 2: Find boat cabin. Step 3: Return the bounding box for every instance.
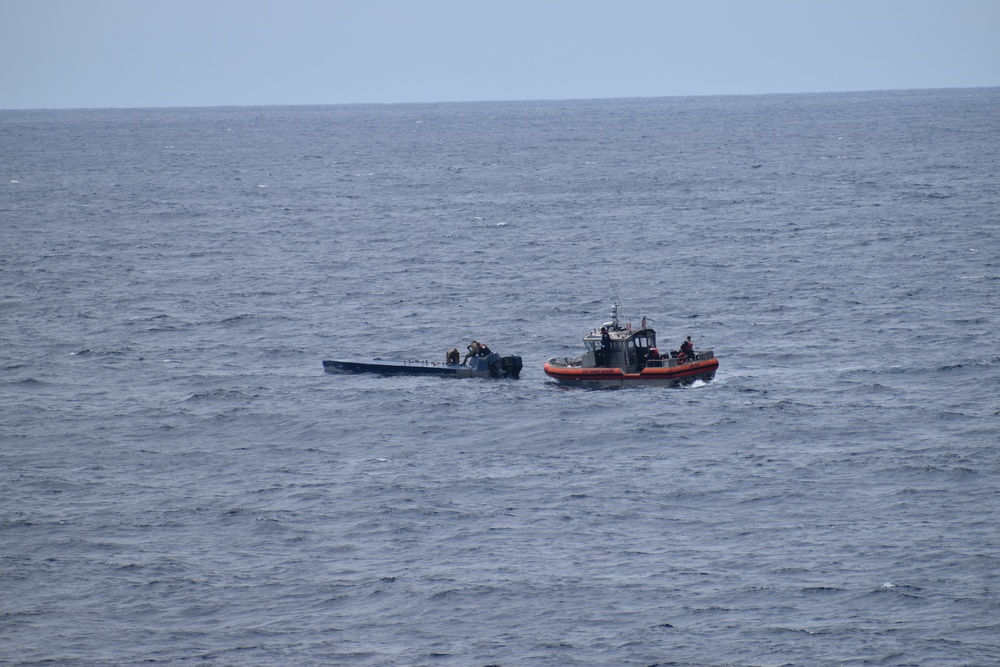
[581,327,660,372]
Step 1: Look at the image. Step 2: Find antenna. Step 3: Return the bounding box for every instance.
[609,280,622,309]
[607,281,624,330]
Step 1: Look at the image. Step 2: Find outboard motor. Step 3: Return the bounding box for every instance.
[483,352,523,378]
[485,352,503,378]
[500,355,523,379]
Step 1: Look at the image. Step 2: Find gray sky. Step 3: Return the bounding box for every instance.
[3,0,999,109]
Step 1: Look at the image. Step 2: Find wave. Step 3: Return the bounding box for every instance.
[185,389,252,401]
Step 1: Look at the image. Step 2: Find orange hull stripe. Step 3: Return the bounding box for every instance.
[544,359,718,380]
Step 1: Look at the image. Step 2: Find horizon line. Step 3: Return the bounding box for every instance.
[3,85,998,113]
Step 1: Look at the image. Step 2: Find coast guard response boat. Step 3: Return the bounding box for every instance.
[543,303,718,388]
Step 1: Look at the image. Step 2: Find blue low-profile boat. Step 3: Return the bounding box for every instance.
[323,351,523,379]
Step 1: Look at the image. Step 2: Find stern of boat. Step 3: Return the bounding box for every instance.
[500,355,523,379]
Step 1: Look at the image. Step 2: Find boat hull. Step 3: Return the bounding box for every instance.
[543,357,718,388]
[324,353,522,379]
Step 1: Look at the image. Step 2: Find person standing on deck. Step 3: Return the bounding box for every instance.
[680,336,694,362]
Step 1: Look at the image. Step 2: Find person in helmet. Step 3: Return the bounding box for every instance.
[462,340,481,365]
[679,336,694,363]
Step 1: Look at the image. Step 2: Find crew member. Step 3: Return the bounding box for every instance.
[677,336,694,364]
[462,340,481,365]
[477,341,492,356]
[446,348,460,365]
[680,336,694,356]
[600,327,612,366]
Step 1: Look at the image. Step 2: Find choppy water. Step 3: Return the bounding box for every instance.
[2,89,999,666]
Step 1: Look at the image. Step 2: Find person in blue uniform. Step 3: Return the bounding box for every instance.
[600,327,611,366]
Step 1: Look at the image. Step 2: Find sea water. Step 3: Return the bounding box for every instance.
[2,89,999,666]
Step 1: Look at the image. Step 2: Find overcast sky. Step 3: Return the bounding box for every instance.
[3,0,999,110]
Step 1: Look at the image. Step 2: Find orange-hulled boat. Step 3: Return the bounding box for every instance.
[543,304,719,388]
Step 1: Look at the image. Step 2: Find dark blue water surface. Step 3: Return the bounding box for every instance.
[2,89,999,666]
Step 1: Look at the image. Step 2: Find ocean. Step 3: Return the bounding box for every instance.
[2,88,999,666]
